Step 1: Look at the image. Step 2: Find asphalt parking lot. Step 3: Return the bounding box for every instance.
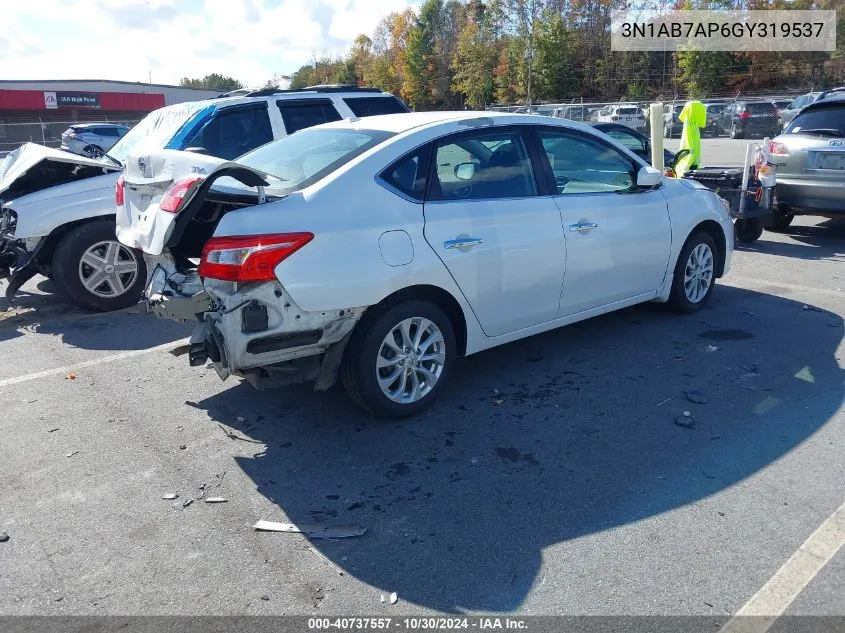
[1,139,843,617]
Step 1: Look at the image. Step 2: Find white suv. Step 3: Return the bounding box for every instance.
[0,87,408,311]
[597,104,646,131]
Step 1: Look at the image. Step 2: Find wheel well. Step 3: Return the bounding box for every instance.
[33,215,116,276]
[369,284,468,356]
[691,220,726,277]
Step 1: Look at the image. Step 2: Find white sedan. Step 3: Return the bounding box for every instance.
[117,111,733,418]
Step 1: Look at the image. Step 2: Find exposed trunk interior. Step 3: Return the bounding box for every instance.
[168,191,260,260]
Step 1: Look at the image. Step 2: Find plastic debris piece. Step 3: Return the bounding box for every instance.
[308,546,345,576]
[205,497,228,504]
[0,532,9,543]
[705,345,718,353]
[492,398,504,406]
[65,372,76,380]
[182,499,194,508]
[656,398,671,407]
[66,451,79,458]
[162,493,179,500]
[260,594,270,601]
[685,390,709,404]
[380,595,386,603]
[48,428,60,433]
[389,592,398,605]
[254,520,367,539]
[178,444,187,450]
[674,413,696,429]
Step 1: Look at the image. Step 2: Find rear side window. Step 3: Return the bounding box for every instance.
[186,105,273,160]
[343,96,409,117]
[277,100,342,134]
[618,107,639,115]
[786,105,845,136]
[747,103,776,114]
[380,147,430,201]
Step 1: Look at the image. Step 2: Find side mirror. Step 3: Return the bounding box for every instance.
[637,165,662,187]
[184,147,208,155]
[454,162,476,181]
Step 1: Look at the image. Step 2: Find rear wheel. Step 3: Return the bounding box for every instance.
[729,122,742,139]
[735,218,764,243]
[52,221,147,312]
[669,231,718,314]
[767,205,794,232]
[340,299,456,419]
[82,144,104,159]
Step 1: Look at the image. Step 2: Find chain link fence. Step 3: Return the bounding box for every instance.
[0,118,143,157]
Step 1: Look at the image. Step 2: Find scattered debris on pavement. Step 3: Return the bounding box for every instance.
[178,444,187,450]
[389,592,398,605]
[705,345,719,353]
[205,497,228,504]
[66,451,79,457]
[182,499,194,509]
[65,372,76,380]
[47,428,60,433]
[802,305,821,312]
[492,398,504,406]
[0,532,9,543]
[674,411,697,429]
[380,595,385,603]
[656,398,671,407]
[218,423,262,443]
[254,520,367,539]
[685,389,709,404]
[308,546,345,576]
[162,493,179,500]
[260,594,270,601]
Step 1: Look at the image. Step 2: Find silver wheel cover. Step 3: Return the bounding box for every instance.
[376,317,446,404]
[78,240,139,299]
[683,242,714,304]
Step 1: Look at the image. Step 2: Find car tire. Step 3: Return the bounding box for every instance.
[735,218,764,243]
[340,299,456,419]
[669,230,718,314]
[729,123,742,139]
[52,220,147,312]
[767,205,794,232]
[82,145,104,159]
[664,124,672,138]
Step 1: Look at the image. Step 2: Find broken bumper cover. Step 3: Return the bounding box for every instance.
[187,282,364,391]
[140,264,212,321]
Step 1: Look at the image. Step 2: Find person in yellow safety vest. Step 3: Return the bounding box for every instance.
[675,100,706,177]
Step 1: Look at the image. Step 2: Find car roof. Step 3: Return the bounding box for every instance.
[316,110,518,134]
[71,122,128,129]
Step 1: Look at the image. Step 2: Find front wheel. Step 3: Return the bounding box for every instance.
[340,300,456,418]
[669,231,718,314]
[82,145,104,159]
[52,221,147,312]
[735,218,764,243]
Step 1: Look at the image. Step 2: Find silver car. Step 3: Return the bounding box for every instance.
[769,95,845,230]
[60,123,129,158]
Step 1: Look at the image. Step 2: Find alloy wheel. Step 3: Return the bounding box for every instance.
[78,240,140,298]
[683,243,714,304]
[376,317,446,404]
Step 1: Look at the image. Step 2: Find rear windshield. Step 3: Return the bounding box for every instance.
[746,102,776,114]
[343,96,409,117]
[786,105,845,136]
[618,107,639,115]
[224,128,394,194]
[106,101,210,165]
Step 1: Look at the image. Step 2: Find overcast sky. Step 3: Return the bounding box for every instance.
[0,0,418,87]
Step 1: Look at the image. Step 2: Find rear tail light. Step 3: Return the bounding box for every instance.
[770,141,789,156]
[199,233,314,283]
[160,177,203,214]
[115,175,125,206]
[739,111,750,119]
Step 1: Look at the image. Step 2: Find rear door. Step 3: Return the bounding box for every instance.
[422,126,567,337]
[534,125,671,316]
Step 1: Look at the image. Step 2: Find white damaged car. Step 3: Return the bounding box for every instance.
[118,111,733,418]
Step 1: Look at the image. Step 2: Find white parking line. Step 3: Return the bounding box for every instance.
[720,500,845,633]
[0,337,190,389]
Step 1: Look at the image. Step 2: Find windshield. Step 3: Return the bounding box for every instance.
[786,105,845,136]
[220,127,394,194]
[105,101,211,165]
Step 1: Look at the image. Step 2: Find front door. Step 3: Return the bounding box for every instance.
[534,126,672,317]
[422,127,567,337]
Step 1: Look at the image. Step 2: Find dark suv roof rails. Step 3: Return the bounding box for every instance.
[818,87,845,100]
[244,85,383,97]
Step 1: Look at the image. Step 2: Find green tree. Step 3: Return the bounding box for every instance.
[452,19,496,108]
[178,74,243,91]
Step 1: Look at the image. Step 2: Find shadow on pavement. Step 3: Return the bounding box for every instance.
[736,218,845,261]
[194,285,843,612]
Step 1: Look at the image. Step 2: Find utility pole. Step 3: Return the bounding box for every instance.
[526,0,535,110]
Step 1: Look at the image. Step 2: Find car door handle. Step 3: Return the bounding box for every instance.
[444,237,484,249]
[569,222,598,232]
